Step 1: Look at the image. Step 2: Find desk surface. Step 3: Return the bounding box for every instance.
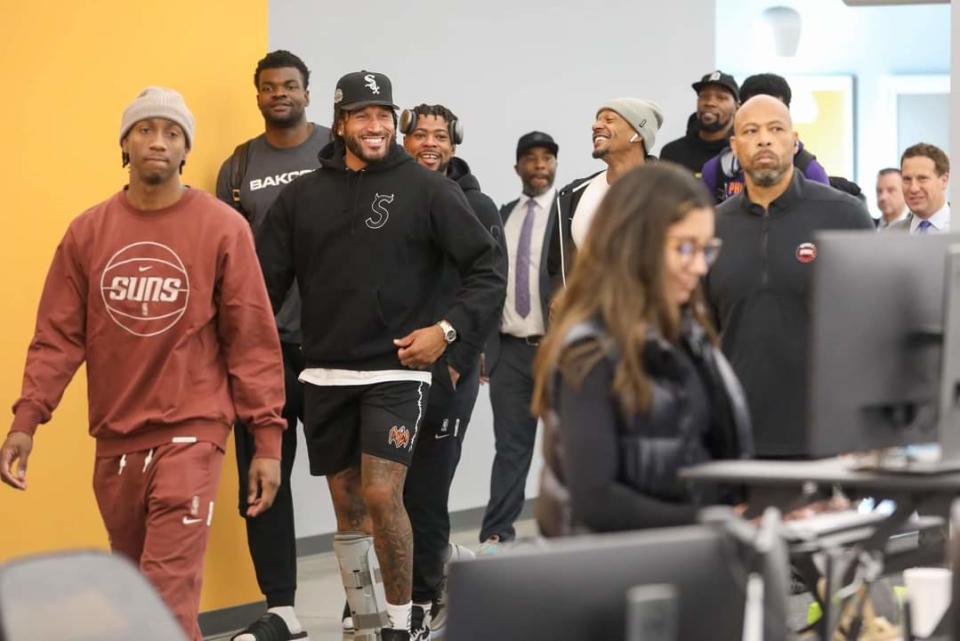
[680,457,960,492]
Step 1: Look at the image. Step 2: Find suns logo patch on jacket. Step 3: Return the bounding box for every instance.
[795,242,817,264]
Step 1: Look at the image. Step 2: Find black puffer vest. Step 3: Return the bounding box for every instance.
[536,317,753,537]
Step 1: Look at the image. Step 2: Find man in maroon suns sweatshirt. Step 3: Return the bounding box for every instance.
[0,87,286,641]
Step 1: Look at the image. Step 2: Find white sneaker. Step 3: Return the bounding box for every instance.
[430,543,477,637]
[341,601,354,632]
[446,542,477,564]
[477,536,502,557]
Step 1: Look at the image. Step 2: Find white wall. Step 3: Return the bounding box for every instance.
[271,0,717,539]
[715,0,949,217]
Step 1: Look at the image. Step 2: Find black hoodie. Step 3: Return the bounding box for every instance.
[256,141,505,376]
[659,112,731,176]
[442,156,507,354]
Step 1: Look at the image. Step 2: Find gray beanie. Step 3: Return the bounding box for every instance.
[597,98,664,152]
[119,87,195,148]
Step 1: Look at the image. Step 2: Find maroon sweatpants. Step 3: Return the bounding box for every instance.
[93,441,225,641]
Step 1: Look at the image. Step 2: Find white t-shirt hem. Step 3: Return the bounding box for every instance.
[299,368,433,387]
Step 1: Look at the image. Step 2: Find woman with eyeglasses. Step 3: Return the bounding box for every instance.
[532,163,753,537]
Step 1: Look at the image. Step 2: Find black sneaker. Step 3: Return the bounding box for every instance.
[380,629,411,641]
[410,605,430,641]
[229,612,309,640]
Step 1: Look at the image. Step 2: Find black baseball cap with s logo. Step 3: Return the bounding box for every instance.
[334,70,399,111]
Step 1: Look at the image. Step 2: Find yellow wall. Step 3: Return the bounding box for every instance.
[795,90,850,179]
[0,2,269,613]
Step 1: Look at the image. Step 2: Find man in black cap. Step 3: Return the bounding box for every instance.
[660,70,740,176]
[478,131,559,554]
[256,71,505,641]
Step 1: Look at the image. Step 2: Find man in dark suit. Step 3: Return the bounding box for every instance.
[479,131,559,552]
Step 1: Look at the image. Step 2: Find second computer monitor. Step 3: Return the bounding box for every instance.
[807,231,960,458]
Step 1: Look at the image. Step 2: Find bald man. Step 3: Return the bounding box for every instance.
[704,96,874,458]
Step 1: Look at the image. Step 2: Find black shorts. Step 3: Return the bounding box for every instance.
[303,380,430,476]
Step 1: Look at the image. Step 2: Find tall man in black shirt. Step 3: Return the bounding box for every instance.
[705,96,873,458]
[215,49,329,641]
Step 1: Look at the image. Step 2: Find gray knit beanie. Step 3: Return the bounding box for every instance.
[119,87,195,149]
[597,98,664,152]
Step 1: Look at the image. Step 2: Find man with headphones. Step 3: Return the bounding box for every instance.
[399,103,506,641]
[546,98,664,286]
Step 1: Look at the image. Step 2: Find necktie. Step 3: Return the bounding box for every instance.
[515,199,536,318]
[918,219,934,234]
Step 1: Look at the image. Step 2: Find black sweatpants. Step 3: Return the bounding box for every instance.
[404,361,481,604]
[235,340,305,608]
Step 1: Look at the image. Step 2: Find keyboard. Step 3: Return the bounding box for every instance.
[781,509,888,540]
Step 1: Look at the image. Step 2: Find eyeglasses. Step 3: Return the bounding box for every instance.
[667,237,723,267]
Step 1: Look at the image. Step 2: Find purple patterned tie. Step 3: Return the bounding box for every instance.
[918,219,933,234]
[515,199,536,318]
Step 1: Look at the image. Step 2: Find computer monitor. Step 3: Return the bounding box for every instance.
[807,232,960,464]
[444,523,789,641]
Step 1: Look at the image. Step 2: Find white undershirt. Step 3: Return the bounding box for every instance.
[299,368,432,386]
[570,171,610,248]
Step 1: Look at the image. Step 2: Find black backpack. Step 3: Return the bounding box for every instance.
[827,175,867,205]
[793,147,815,174]
[227,140,252,222]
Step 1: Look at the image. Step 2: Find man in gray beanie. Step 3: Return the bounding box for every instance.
[119,86,195,157]
[0,86,285,641]
[546,97,664,284]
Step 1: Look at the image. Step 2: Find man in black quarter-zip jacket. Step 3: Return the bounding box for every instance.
[705,95,873,459]
[256,71,504,641]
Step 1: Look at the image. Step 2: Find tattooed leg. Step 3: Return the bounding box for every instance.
[328,465,372,533]
[361,452,412,604]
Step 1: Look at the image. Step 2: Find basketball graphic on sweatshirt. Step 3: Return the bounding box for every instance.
[99,241,191,337]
